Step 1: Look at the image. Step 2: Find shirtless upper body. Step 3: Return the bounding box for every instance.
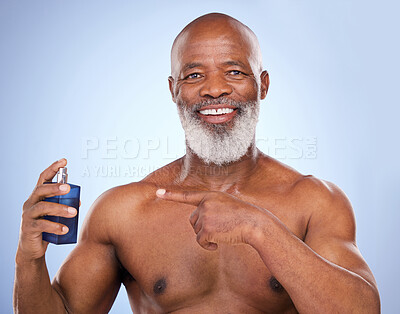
[14,13,380,314]
[59,153,312,313]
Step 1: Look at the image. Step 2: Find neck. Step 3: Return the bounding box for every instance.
[178,143,260,191]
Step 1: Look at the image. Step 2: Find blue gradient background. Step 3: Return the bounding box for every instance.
[1,1,399,313]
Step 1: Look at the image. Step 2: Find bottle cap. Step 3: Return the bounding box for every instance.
[57,167,68,184]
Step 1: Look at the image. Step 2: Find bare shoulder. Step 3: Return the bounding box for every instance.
[294,175,356,240]
[294,174,352,205]
[258,155,356,240]
[80,181,160,243]
[93,181,159,210]
[264,155,353,218]
[80,158,183,244]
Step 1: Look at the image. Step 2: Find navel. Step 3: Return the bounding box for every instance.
[153,278,167,295]
[269,276,284,293]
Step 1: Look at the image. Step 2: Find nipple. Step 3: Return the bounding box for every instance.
[269,276,284,293]
[153,278,167,295]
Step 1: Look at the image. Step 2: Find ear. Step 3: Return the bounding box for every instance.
[168,76,176,103]
[260,70,270,100]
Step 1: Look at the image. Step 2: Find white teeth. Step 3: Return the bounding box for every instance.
[199,108,234,115]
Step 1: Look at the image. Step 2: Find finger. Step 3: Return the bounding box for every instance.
[196,231,218,251]
[189,210,199,228]
[156,188,207,206]
[36,158,67,185]
[192,218,202,234]
[28,183,71,205]
[39,219,69,235]
[28,201,77,219]
[24,218,69,235]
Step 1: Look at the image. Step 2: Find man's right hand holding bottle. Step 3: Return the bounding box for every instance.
[16,158,77,263]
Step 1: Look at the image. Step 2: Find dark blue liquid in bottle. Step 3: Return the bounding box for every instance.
[42,168,80,244]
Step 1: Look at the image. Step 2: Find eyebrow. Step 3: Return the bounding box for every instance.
[223,60,247,68]
[182,62,203,72]
[181,60,248,73]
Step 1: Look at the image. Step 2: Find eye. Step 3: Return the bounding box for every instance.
[186,73,202,79]
[228,70,244,75]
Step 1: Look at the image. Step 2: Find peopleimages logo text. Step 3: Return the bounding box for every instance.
[81,136,317,160]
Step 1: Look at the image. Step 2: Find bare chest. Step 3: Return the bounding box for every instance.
[114,196,305,313]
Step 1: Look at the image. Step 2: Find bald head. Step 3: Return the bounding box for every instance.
[170,13,263,78]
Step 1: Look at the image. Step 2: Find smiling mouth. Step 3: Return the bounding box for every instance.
[198,108,235,115]
[196,106,238,124]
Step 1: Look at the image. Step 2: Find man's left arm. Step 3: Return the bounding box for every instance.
[249,180,380,313]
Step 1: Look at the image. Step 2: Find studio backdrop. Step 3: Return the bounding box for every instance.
[1,1,399,313]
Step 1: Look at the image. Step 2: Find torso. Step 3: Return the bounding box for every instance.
[110,155,311,313]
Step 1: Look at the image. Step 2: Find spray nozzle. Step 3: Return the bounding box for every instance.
[56,167,68,184]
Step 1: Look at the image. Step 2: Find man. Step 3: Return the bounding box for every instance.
[14,13,380,313]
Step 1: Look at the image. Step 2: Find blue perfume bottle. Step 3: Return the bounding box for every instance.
[42,167,80,244]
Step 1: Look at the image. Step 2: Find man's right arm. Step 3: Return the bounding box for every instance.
[14,159,122,313]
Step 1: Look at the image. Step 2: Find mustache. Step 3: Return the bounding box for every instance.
[181,98,253,113]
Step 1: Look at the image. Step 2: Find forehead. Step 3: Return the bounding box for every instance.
[171,22,261,75]
[179,37,250,66]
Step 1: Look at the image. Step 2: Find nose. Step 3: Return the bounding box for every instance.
[199,72,233,98]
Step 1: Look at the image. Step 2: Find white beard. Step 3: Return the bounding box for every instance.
[177,98,260,166]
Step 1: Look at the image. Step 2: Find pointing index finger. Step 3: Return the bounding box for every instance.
[156,189,207,206]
